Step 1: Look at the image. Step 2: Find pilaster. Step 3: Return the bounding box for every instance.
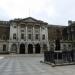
[26,26,28,41]
[33,26,35,41]
[25,43,28,54]
[40,27,42,41]
[33,45,35,53]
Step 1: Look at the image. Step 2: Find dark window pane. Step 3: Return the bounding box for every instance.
[42,34,45,40]
[21,34,24,39]
[13,34,16,39]
[35,34,39,40]
[28,34,31,39]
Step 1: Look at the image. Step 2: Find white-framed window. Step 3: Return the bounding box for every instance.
[2,35,6,40]
[42,34,45,40]
[13,25,16,28]
[21,33,24,39]
[28,34,32,40]
[35,34,39,40]
[13,33,16,39]
[21,30,24,32]
[12,23,17,28]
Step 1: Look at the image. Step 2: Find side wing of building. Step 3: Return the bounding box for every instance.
[0,21,10,52]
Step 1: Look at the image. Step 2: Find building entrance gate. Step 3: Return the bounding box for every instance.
[35,44,40,53]
[28,44,33,54]
[20,44,25,54]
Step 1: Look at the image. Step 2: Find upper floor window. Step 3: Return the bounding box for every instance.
[12,23,17,28]
[28,34,32,40]
[35,29,39,33]
[35,34,39,40]
[20,24,25,28]
[13,33,16,39]
[13,25,16,28]
[21,30,24,32]
[28,29,32,33]
[21,33,24,39]
[2,35,6,40]
[42,34,45,40]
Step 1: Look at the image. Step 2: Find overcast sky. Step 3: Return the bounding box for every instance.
[0,0,75,25]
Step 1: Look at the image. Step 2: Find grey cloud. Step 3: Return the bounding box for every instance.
[0,0,75,25]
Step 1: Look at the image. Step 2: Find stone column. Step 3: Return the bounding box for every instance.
[8,43,11,52]
[25,43,28,54]
[33,45,35,53]
[47,43,50,51]
[40,27,42,41]
[26,26,28,41]
[40,44,43,53]
[17,25,20,41]
[33,27,35,41]
[17,43,20,54]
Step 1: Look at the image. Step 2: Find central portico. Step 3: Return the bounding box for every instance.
[8,17,49,54]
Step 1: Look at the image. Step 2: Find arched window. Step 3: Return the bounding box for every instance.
[13,33,16,39]
[11,44,17,53]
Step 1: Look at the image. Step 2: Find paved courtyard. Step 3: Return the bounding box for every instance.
[0,54,75,75]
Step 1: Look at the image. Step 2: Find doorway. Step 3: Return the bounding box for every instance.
[20,44,25,54]
[35,44,40,53]
[28,44,33,54]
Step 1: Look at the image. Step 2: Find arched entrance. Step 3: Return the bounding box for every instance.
[3,44,6,51]
[20,44,25,54]
[35,44,40,53]
[11,44,17,53]
[28,44,33,54]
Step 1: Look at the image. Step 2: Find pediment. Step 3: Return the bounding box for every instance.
[22,17,38,23]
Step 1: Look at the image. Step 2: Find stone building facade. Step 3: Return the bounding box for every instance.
[0,17,49,54]
[0,17,75,54]
[0,21,10,53]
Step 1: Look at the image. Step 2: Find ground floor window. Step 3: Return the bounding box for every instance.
[11,44,17,53]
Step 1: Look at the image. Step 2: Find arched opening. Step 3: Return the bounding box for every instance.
[35,44,40,53]
[28,44,33,54]
[3,45,6,51]
[20,44,25,54]
[11,44,17,53]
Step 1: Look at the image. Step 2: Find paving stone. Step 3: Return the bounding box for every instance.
[0,55,75,75]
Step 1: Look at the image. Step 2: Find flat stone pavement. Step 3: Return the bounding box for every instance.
[0,54,75,75]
